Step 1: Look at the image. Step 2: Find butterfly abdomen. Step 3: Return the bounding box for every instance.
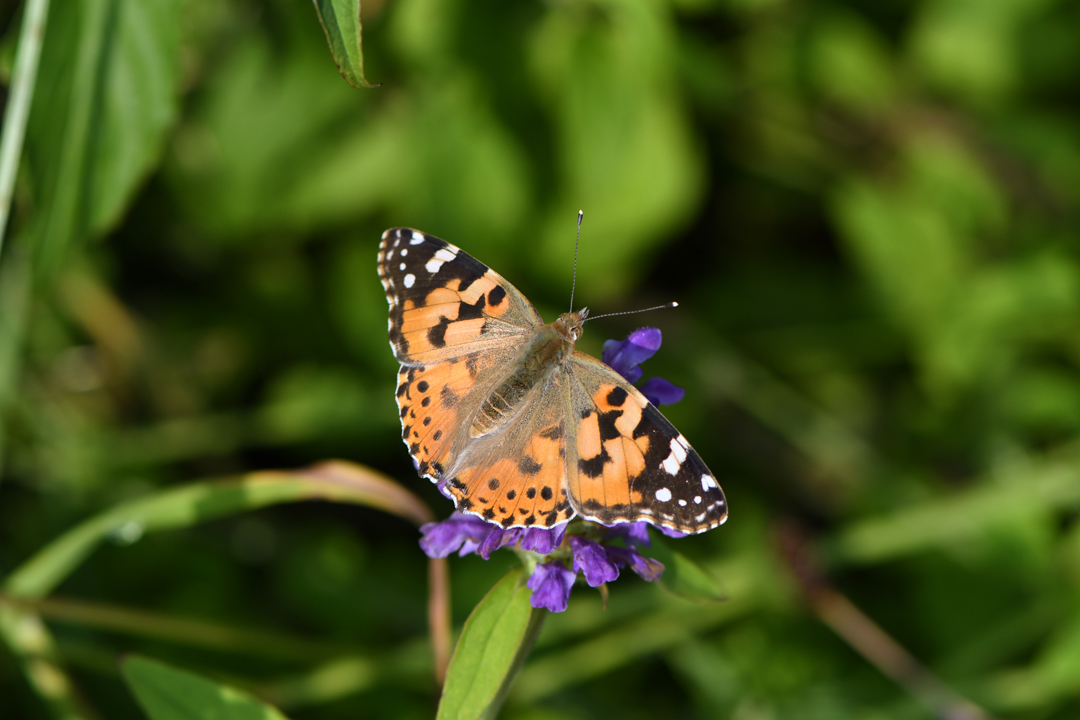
[471,324,572,437]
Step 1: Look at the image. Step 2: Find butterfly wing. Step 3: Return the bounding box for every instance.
[565,353,727,534]
[378,228,542,365]
[441,377,574,529]
[380,228,543,482]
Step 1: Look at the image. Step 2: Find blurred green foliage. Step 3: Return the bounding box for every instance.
[2,0,1080,717]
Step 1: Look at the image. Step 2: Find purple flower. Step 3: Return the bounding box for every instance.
[602,328,684,405]
[605,545,665,582]
[520,524,567,554]
[527,562,577,612]
[602,328,662,384]
[639,377,685,406]
[419,513,495,558]
[476,527,523,560]
[605,522,652,548]
[569,536,620,587]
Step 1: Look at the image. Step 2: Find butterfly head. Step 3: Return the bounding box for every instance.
[555,308,589,342]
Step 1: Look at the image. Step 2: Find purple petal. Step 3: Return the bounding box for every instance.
[602,328,663,383]
[638,377,685,406]
[605,522,652,548]
[477,527,523,560]
[527,561,576,612]
[435,477,455,500]
[659,526,688,539]
[419,513,494,558]
[606,546,665,582]
[520,523,567,554]
[458,539,482,557]
[569,536,620,587]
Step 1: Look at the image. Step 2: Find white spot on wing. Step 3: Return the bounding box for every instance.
[400,248,408,256]
[678,499,687,507]
[410,231,425,244]
[655,487,672,502]
[693,496,702,504]
[425,247,458,274]
[399,263,406,270]
[661,437,687,476]
[403,274,416,288]
[701,474,718,491]
[670,438,687,464]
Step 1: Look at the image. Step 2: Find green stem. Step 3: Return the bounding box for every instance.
[0,0,52,259]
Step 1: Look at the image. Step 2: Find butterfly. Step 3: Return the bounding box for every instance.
[377,228,728,535]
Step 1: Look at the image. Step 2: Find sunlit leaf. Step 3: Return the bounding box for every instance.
[437,567,541,720]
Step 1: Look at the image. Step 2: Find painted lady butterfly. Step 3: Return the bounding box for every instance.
[378,228,728,535]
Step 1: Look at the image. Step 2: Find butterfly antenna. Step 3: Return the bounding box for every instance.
[585,302,679,322]
[569,210,583,313]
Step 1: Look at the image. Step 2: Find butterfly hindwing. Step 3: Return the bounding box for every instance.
[566,353,727,534]
[378,229,542,365]
[441,380,574,529]
[395,346,519,480]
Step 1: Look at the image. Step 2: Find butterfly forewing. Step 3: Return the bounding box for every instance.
[378,229,541,365]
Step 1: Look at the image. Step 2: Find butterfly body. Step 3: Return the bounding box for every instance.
[378,228,727,534]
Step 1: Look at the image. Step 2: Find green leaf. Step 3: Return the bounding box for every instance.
[647,539,726,603]
[4,461,433,599]
[25,0,181,281]
[122,656,291,720]
[437,567,543,720]
[311,0,377,89]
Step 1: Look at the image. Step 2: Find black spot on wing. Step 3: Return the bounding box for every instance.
[457,294,486,321]
[518,455,542,475]
[578,447,612,478]
[488,285,507,307]
[606,386,628,407]
[539,423,562,440]
[428,317,450,348]
[597,410,623,442]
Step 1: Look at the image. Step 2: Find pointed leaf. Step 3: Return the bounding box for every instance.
[311,0,377,89]
[25,0,181,280]
[437,567,542,720]
[122,656,290,720]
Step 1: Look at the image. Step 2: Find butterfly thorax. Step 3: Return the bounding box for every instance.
[470,309,588,438]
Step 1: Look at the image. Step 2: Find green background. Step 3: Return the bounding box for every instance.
[2,0,1080,717]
